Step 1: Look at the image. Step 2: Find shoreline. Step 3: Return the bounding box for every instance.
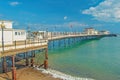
[0,66,94,80]
[0,67,61,80]
[0,61,94,80]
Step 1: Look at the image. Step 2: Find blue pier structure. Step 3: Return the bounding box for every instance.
[48,31,117,50]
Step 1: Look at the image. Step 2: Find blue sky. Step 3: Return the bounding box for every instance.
[0,0,120,33]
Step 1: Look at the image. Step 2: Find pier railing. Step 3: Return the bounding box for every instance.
[0,39,48,56]
[0,31,116,56]
[47,32,116,40]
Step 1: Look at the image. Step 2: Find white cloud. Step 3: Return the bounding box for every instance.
[9,2,20,6]
[64,16,67,20]
[82,0,120,22]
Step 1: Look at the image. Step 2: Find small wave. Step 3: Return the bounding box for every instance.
[35,67,94,80]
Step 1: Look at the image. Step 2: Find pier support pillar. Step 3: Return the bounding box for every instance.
[33,50,35,57]
[44,60,48,69]
[72,38,74,44]
[26,58,29,66]
[30,51,35,67]
[2,57,7,73]
[53,40,54,49]
[25,52,29,66]
[30,58,34,67]
[11,55,16,80]
[45,48,48,59]
[74,38,75,43]
[44,48,48,69]
[64,38,66,47]
[58,40,61,48]
[68,38,70,46]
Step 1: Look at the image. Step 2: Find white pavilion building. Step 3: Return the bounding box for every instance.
[0,21,26,45]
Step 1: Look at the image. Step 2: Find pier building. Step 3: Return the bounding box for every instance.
[0,21,48,80]
[99,31,110,35]
[0,21,26,45]
[32,31,48,40]
[84,27,98,35]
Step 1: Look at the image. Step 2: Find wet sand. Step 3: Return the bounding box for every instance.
[0,67,61,80]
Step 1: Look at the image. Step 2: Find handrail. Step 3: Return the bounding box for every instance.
[0,39,48,53]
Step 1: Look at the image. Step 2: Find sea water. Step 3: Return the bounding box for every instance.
[47,37,120,80]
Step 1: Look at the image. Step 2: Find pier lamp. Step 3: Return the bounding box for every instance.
[46,28,48,39]
[0,21,5,53]
[1,21,7,73]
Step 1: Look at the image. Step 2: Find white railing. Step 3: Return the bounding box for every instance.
[0,39,48,52]
[48,32,104,40]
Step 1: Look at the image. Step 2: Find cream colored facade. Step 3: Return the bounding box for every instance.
[99,31,110,35]
[0,21,26,45]
[32,31,47,40]
[84,28,98,35]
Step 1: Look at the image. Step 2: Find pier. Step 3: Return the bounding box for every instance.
[0,32,117,80]
[1,33,116,57]
[48,32,117,49]
[0,33,117,80]
[0,21,117,80]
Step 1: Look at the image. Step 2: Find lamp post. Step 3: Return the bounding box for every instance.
[1,22,6,73]
[46,28,48,39]
[1,22,5,52]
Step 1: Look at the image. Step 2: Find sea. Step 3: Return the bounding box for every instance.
[43,36,120,80]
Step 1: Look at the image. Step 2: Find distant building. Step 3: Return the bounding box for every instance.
[47,32,52,38]
[32,31,47,40]
[0,20,26,45]
[99,31,110,35]
[84,27,98,35]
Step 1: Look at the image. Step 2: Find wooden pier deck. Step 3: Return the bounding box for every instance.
[0,39,49,80]
[0,40,48,57]
[48,32,117,41]
[0,32,117,57]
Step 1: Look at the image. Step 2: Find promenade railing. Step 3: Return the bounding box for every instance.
[0,39,48,52]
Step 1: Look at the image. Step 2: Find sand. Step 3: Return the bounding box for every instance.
[0,67,61,80]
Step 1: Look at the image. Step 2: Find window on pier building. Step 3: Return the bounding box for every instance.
[18,32,21,35]
[15,32,17,35]
[21,32,25,35]
[15,31,25,36]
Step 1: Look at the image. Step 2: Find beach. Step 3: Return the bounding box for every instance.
[0,67,61,80]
